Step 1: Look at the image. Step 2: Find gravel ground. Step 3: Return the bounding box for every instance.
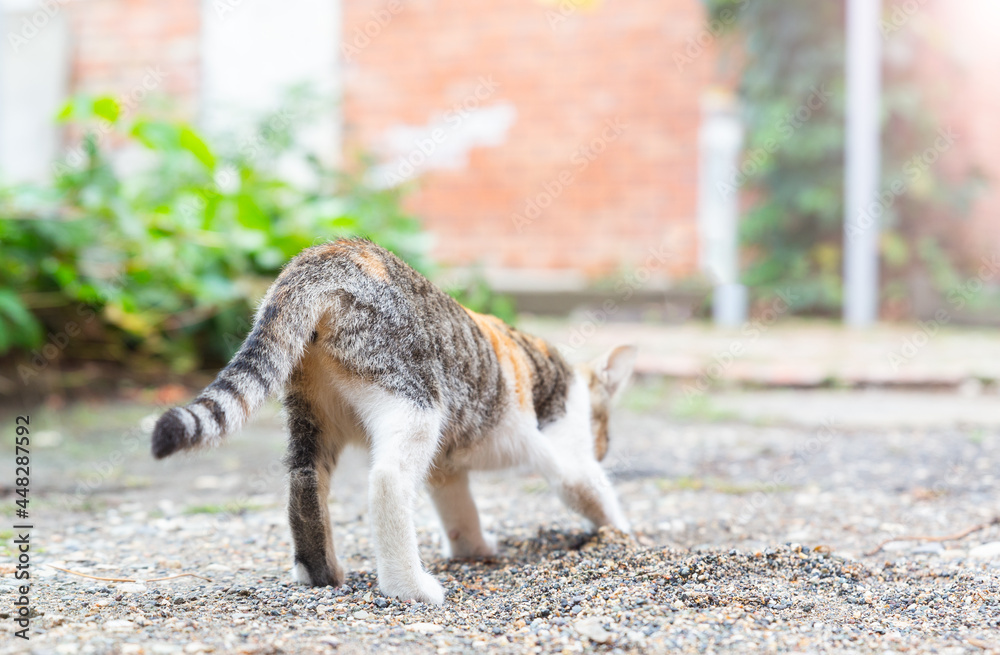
[2,387,999,654]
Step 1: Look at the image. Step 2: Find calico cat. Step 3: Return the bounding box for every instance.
[151,238,635,604]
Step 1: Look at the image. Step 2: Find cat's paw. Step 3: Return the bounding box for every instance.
[480,532,499,556]
[380,570,446,605]
[292,563,312,585]
[444,531,498,560]
[412,571,446,605]
[291,560,344,587]
[451,532,498,560]
[612,517,632,534]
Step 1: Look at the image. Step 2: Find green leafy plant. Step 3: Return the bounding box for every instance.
[0,95,438,380]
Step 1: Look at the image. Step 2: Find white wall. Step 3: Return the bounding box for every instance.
[200,0,341,170]
[0,0,70,183]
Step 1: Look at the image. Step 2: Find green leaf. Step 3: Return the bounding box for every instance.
[55,95,120,124]
[235,194,268,230]
[55,100,75,122]
[179,126,216,170]
[0,290,43,353]
[93,97,121,123]
[56,96,95,122]
[130,120,180,151]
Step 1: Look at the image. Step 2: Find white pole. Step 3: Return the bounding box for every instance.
[843,0,883,327]
[699,94,747,327]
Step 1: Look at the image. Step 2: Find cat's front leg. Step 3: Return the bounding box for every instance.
[429,469,497,559]
[540,454,631,533]
[556,465,631,533]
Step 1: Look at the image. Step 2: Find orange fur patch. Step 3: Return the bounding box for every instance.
[319,242,348,257]
[350,250,390,282]
[585,368,610,461]
[464,308,532,410]
[319,241,389,282]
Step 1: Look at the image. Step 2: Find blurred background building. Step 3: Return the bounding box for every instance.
[3,0,1000,397]
[3,0,998,294]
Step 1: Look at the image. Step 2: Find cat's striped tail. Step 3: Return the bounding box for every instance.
[150,251,331,459]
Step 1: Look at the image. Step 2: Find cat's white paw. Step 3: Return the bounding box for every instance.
[461,532,499,559]
[291,560,345,587]
[380,570,445,605]
[445,531,498,560]
[613,518,632,534]
[291,562,312,585]
[413,571,446,605]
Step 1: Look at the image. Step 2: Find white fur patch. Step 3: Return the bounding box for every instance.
[530,372,632,532]
[173,407,196,438]
[341,384,448,603]
[291,562,312,585]
[185,403,220,440]
[532,372,593,474]
[228,370,269,413]
[203,386,245,432]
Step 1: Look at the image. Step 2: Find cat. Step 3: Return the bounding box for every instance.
[151,238,635,604]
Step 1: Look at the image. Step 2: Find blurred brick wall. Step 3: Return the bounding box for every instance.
[65,0,200,117]
[341,0,714,281]
[57,1,996,287]
[925,0,1000,266]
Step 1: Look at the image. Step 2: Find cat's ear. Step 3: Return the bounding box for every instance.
[591,344,637,400]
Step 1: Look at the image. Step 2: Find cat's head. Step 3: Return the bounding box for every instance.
[575,345,637,461]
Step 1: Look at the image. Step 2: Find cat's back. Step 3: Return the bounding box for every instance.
[286,239,502,421]
[283,238,459,327]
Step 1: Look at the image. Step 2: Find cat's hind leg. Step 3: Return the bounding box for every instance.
[285,388,344,587]
[363,400,446,604]
[429,470,497,560]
